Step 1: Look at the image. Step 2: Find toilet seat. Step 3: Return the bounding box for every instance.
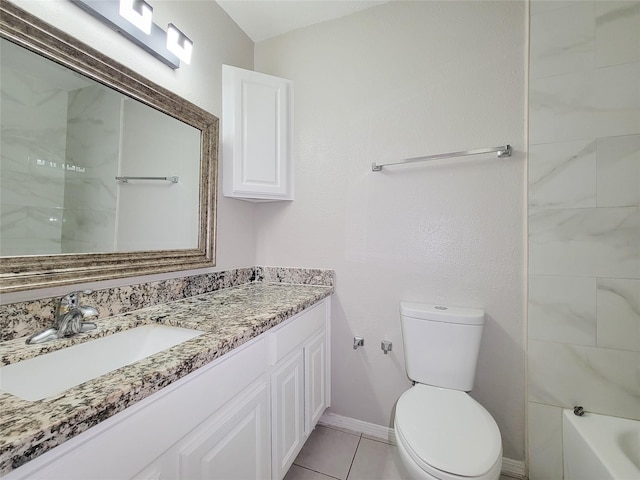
[394,384,502,479]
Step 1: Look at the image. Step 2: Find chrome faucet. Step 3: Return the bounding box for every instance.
[26,290,98,344]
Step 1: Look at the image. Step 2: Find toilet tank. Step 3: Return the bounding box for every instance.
[400,302,485,391]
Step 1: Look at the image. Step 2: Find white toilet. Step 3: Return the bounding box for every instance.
[394,302,502,480]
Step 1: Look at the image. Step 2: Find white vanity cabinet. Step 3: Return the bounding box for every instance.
[270,300,330,480]
[222,64,294,201]
[4,298,330,480]
[4,336,271,480]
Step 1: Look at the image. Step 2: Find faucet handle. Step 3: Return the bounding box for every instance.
[57,289,94,313]
[78,305,99,320]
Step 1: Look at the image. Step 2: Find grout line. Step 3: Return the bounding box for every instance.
[360,434,392,446]
[319,423,362,438]
[344,433,363,480]
[293,465,342,480]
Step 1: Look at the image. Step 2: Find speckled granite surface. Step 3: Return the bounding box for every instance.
[0,280,333,474]
[0,268,259,341]
[0,266,334,341]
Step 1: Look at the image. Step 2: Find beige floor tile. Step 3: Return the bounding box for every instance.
[346,437,411,480]
[290,425,517,480]
[285,464,339,480]
[293,425,361,480]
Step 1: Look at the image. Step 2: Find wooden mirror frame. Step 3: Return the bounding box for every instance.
[0,0,218,293]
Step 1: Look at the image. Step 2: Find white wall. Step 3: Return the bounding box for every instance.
[254,1,527,461]
[4,0,256,303]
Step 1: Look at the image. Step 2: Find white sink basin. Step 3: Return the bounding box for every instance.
[0,324,204,401]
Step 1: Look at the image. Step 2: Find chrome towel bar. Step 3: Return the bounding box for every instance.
[371,145,512,172]
[116,176,179,183]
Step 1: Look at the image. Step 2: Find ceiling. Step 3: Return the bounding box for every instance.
[216,1,389,43]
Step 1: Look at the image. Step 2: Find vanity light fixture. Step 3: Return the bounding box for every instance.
[166,23,193,65]
[71,0,192,69]
[119,0,153,35]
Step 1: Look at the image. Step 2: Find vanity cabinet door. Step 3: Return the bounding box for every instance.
[175,378,271,480]
[222,64,294,202]
[271,349,305,480]
[305,331,327,435]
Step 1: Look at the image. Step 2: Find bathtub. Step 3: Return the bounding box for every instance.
[563,409,640,480]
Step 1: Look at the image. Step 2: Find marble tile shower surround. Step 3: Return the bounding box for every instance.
[0,60,123,256]
[62,85,120,253]
[0,266,335,342]
[528,1,640,479]
[0,64,68,256]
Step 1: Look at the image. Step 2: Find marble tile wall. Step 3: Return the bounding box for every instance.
[528,2,640,479]
[1,41,126,256]
[0,53,68,256]
[63,85,121,253]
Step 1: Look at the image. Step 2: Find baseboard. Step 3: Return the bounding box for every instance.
[319,412,396,444]
[319,412,527,479]
[500,457,526,479]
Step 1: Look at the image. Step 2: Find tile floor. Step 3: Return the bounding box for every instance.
[284,424,516,480]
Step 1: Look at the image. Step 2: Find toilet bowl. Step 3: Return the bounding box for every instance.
[395,302,502,480]
[394,384,502,480]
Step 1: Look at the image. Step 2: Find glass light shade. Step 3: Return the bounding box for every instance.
[167,23,193,65]
[119,0,153,35]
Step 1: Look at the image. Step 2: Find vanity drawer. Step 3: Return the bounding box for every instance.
[269,300,326,365]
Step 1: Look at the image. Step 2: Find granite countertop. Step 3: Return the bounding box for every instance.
[0,282,333,474]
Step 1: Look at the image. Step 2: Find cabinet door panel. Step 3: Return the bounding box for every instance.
[305,331,327,434]
[222,65,293,201]
[243,81,281,186]
[271,349,305,479]
[178,379,270,480]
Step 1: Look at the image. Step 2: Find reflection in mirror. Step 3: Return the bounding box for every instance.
[1,38,200,256]
[0,1,218,293]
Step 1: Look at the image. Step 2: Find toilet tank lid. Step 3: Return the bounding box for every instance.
[400,302,485,325]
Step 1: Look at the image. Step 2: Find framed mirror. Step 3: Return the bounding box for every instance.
[0,1,218,293]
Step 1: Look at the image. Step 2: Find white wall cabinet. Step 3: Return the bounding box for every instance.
[4,299,330,480]
[222,64,294,202]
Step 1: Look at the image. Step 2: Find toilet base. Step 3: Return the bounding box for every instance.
[395,424,502,480]
[396,435,441,480]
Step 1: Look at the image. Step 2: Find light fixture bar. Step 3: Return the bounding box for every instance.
[167,23,193,65]
[71,0,180,69]
[119,0,153,35]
